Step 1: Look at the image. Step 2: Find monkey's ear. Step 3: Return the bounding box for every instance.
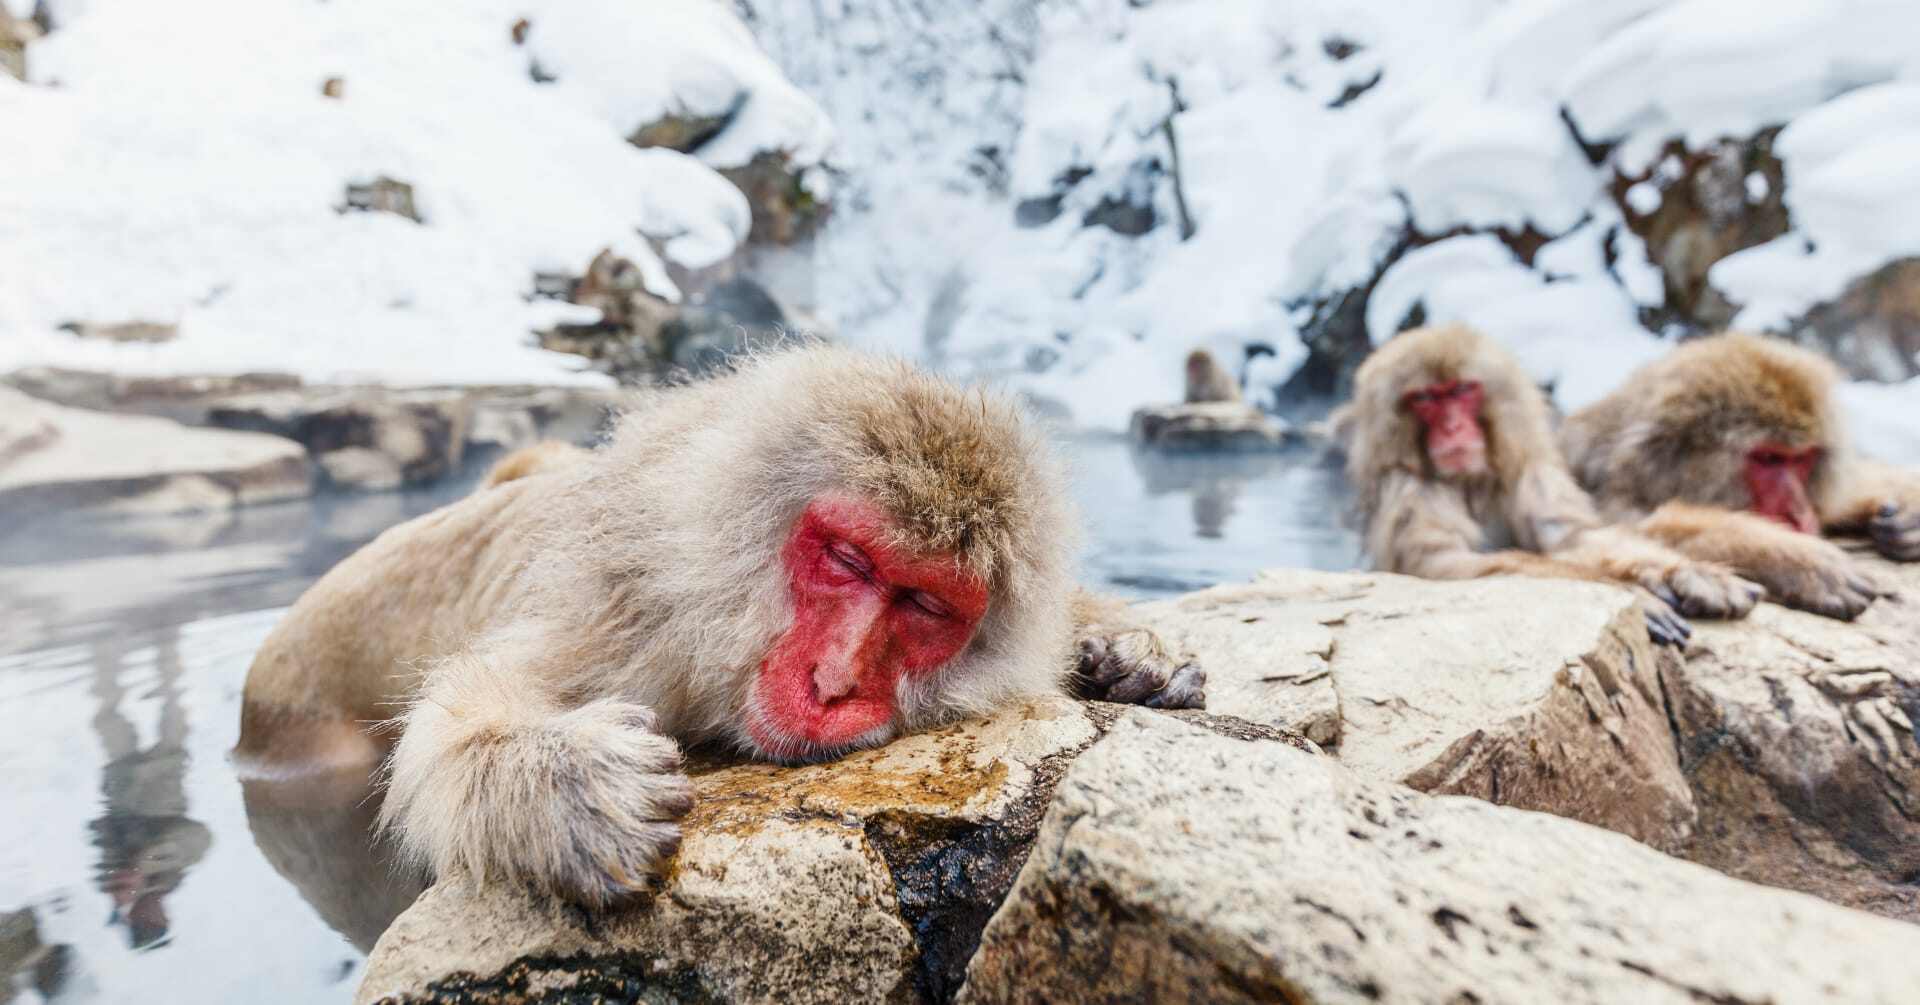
[1328,403,1359,449]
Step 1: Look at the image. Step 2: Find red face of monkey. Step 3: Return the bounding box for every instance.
[1405,379,1487,477]
[1744,443,1821,533]
[750,496,989,761]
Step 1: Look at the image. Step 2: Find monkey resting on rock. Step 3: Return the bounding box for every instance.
[1563,332,1920,620]
[235,345,1204,907]
[1334,324,1762,646]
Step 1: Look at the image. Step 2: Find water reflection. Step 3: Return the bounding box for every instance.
[87,633,210,951]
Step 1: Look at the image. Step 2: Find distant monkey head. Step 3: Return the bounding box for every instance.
[1565,333,1842,532]
[1184,349,1241,404]
[1338,325,1556,491]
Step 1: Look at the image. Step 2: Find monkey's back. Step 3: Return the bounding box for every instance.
[235,473,558,766]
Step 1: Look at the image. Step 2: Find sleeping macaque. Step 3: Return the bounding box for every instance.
[1184,349,1241,403]
[1334,325,1761,645]
[1563,332,1919,620]
[235,346,1203,906]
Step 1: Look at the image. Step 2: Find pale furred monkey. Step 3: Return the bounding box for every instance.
[1563,332,1919,620]
[235,346,1204,906]
[1333,324,1761,645]
[1184,349,1241,404]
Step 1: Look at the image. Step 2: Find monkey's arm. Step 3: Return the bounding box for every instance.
[1822,460,1920,561]
[378,623,692,907]
[1069,591,1206,710]
[1506,464,1761,620]
[1373,471,1694,645]
[1638,502,1887,620]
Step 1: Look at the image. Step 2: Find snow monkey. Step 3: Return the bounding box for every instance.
[1184,349,1241,403]
[1562,332,1920,620]
[234,346,1204,907]
[1335,324,1762,645]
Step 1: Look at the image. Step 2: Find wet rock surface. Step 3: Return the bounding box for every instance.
[959,711,1920,1005]
[0,387,313,519]
[1129,402,1295,452]
[357,698,1305,1005]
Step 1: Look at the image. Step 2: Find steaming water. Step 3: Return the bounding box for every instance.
[0,438,1359,1003]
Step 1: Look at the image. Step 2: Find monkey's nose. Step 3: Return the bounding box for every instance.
[810,663,859,706]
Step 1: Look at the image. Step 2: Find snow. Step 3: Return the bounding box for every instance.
[0,0,826,386]
[3,0,1916,433]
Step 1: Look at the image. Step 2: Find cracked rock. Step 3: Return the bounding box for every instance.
[959,710,1920,1005]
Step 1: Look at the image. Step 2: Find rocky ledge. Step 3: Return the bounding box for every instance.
[358,560,1920,1004]
[1129,401,1296,451]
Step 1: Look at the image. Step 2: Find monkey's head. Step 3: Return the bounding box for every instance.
[1606,333,1841,532]
[1339,324,1556,488]
[576,345,1077,764]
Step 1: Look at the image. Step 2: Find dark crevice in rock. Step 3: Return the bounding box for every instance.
[378,951,719,1004]
[1328,69,1382,110]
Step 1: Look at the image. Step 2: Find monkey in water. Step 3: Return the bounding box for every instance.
[1184,349,1241,404]
[235,346,1204,906]
[1562,332,1920,620]
[1334,324,1761,645]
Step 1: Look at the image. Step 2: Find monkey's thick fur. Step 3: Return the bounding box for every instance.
[1184,349,1241,404]
[1563,332,1920,619]
[237,346,1201,905]
[1334,325,1759,639]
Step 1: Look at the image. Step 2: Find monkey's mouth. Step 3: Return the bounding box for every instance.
[745,666,899,764]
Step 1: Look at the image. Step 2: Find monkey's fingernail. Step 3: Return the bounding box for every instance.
[1879,502,1900,518]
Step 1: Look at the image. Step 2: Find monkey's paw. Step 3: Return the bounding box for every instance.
[532,702,695,906]
[1634,592,1693,649]
[1074,629,1206,709]
[1649,563,1765,621]
[1756,540,1887,621]
[1870,503,1920,563]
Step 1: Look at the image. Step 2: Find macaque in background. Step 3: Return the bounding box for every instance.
[1184,349,1241,403]
[1562,332,1920,620]
[1334,324,1761,645]
[235,346,1203,907]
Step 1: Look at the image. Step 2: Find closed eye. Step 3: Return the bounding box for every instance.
[901,590,953,619]
[825,540,875,579]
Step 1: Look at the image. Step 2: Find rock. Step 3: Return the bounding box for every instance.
[1780,258,1920,382]
[1612,130,1788,331]
[719,152,826,246]
[1129,402,1295,452]
[0,8,39,81]
[342,176,422,223]
[1129,570,1696,851]
[960,710,1920,1005]
[628,102,743,155]
[463,386,624,453]
[56,320,178,344]
[1671,555,1920,921]
[355,698,1307,1004]
[3,368,304,424]
[0,908,71,1001]
[206,387,472,490]
[0,387,311,520]
[322,76,345,99]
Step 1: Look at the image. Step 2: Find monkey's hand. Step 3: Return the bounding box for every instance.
[1632,590,1693,649]
[1745,534,1889,621]
[383,685,694,909]
[1642,562,1765,621]
[1870,502,1920,562]
[1073,628,1207,710]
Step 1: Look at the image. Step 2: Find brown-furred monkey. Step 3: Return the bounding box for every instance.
[1184,349,1241,403]
[234,345,1203,907]
[1563,332,1920,620]
[1334,324,1761,645]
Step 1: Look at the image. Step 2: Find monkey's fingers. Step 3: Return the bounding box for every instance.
[1870,503,1920,563]
[1665,565,1764,620]
[1637,595,1692,648]
[1142,661,1207,710]
[1073,629,1206,708]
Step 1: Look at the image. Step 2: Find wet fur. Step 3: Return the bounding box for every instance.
[237,345,1192,905]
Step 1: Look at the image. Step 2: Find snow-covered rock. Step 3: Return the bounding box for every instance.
[0,0,827,387]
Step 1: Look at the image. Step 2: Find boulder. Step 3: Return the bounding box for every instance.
[0,387,310,520]
[2,368,304,424]
[960,711,1920,1005]
[1130,569,1696,851]
[718,152,826,246]
[205,388,473,491]
[342,176,423,223]
[1671,555,1920,920]
[1129,402,1295,452]
[1781,257,1920,382]
[55,320,178,344]
[356,698,1306,1004]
